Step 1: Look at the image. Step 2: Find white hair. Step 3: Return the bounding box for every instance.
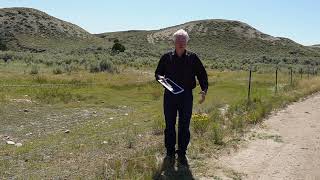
[173,29,189,42]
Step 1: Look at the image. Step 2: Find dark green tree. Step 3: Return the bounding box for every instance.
[112,39,125,53]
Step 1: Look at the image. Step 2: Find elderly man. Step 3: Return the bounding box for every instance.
[155,29,208,163]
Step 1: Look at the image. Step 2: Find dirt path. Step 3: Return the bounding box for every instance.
[204,93,320,180]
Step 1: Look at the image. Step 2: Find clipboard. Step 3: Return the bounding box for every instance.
[157,77,184,94]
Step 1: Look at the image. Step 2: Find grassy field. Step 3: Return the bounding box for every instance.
[2,8,320,179]
[1,61,320,179]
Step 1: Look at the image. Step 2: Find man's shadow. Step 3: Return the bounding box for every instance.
[153,156,195,180]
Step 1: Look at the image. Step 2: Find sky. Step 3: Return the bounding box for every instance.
[1,0,319,46]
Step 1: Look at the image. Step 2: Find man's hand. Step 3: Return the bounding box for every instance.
[198,91,206,104]
[157,75,165,81]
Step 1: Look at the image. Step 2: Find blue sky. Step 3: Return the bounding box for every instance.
[1,0,319,45]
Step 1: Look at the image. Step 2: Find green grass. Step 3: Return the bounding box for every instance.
[1,62,320,179]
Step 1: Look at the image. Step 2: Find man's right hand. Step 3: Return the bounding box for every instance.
[198,91,206,104]
[157,75,165,80]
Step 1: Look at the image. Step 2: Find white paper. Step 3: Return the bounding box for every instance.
[157,78,184,94]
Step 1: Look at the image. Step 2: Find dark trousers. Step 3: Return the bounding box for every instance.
[163,89,193,155]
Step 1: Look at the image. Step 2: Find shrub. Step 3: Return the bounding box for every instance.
[0,40,7,51]
[89,59,118,73]
[112,40,125,53]
[99,59,116,73]
[53,66,63,74]
[230,116,245,131]
[30,65,39,75]
[192,113,210,135]
[210,122,224,145]
[89,62,100,73]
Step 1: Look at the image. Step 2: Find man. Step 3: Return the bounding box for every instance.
[155,29,208,163]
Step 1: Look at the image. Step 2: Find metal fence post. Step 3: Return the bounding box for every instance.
[290,67,293,86]
[248,66,252,103]
[275,67,278,94]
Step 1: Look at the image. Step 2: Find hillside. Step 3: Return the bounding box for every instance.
[0,7,91,38]
[0,7,102,52]
[1,7,319,67]
[98,20,320,61]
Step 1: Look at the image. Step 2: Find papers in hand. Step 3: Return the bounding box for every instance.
[157,76,184,94]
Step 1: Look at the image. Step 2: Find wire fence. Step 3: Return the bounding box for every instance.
[246,63,319,103]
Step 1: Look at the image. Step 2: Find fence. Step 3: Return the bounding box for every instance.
[246,64,319,103]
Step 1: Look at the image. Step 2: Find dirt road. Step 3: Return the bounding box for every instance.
[204,93,320,180]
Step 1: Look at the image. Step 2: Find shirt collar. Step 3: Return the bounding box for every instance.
[172,49,188,57]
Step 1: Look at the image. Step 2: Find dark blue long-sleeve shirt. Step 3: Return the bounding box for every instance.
[155,50,208,93]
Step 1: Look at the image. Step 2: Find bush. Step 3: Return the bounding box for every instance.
[89,59,118,73]
[99,59,116,73]
[192,113,210,135]
[89,62,100,73]
[230,116,245,131]
[0,39,7,51]
[210,122,224,145]
[112,40,126,53]
[53,66,63,74]
[30,65,39,75]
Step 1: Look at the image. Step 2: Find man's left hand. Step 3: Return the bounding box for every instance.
[198,91,206,104]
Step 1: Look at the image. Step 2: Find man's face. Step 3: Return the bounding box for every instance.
[174,35,187,51]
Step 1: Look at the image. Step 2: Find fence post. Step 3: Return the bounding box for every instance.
[275,67,278,94]
[300,68,303,79]
[290,67,293,86]
[248,66,252,103]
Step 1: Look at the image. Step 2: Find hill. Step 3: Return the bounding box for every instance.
[0,7,102,52]
[96,20,320,69]
[1,7,319,68]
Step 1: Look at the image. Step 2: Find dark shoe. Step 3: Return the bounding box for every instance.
[166,149,176,159]
[163,155,175,166]
[162,155,175,176]
[177,154,189,167]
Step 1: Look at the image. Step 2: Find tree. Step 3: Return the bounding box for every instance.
[112,39,125,53]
